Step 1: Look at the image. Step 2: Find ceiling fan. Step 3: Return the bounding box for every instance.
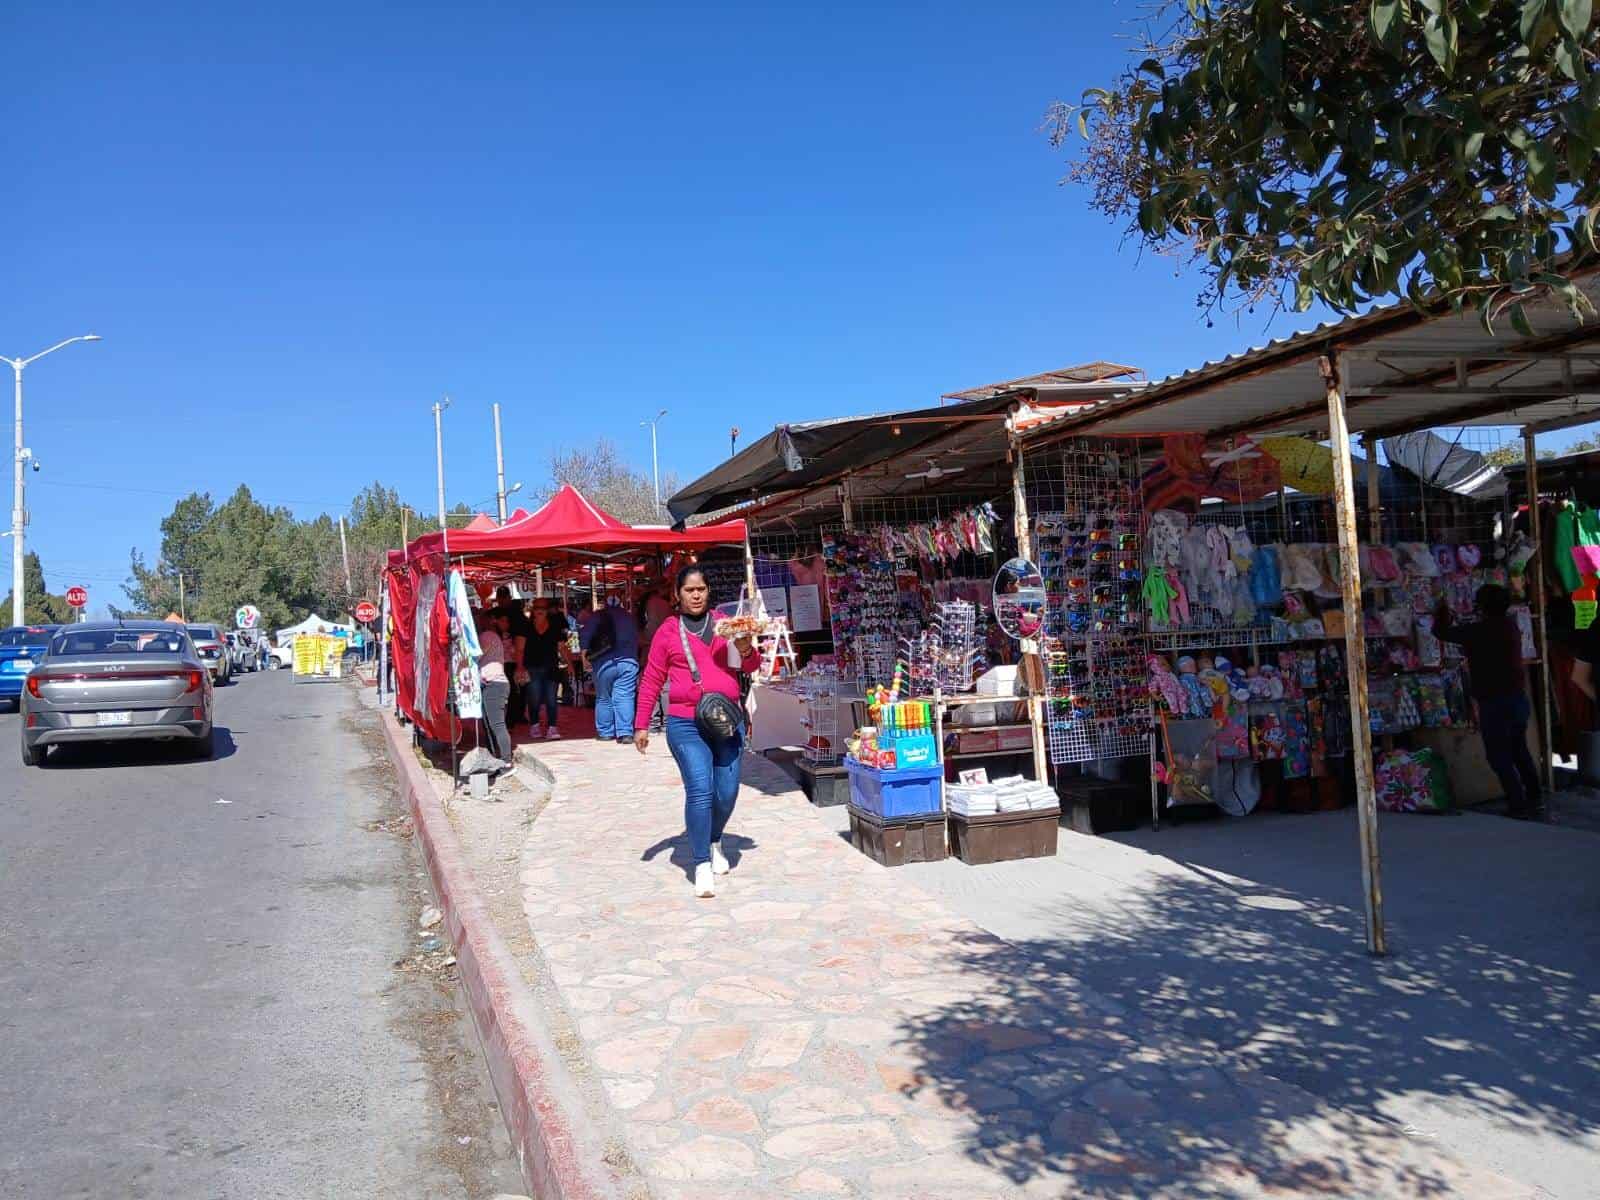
[907,458,966,481]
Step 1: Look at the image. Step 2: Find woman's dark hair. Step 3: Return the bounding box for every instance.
[1476,583,1512,616]
[675,564,709,601]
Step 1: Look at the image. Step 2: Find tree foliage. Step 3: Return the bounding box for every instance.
[0,552,70,625]
[1054,0,1600,330]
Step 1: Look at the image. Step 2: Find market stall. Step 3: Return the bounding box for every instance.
[1008,275,1600,954]
[383,485,749,754]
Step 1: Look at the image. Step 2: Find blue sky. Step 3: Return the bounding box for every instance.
[6,2,1592,615]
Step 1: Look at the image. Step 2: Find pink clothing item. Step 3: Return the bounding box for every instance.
[635,615,762,728]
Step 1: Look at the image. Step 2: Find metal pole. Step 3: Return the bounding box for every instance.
[12,362,24,628]
[338,515,353,596]
[493,402,508,523]
[378,586,390,707]
[1525,429,1556,793]
[434,397,449,531]
[650,421,661,516]
[178,572,187,624]
[1321,352,1387,956]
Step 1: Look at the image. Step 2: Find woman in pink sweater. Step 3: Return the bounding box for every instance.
[634,566,761,898]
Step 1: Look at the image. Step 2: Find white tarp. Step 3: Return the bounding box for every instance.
[1381,431,1508,499]
[275,612,355,645]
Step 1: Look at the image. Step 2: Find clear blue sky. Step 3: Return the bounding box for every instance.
[7,2,1593,615]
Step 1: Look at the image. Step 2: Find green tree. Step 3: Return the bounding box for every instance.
[1056,0,1600,330]
[123,491,215,617]
[0,552,69,624]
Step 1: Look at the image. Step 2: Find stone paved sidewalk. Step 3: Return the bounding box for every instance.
[512,736,1533,1199]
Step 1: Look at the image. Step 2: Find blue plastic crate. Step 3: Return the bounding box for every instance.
[845,759,944,820]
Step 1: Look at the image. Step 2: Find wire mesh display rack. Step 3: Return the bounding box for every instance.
[1028,439,1153,765]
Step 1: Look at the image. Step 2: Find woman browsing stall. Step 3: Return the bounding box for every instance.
[634,566,762,899]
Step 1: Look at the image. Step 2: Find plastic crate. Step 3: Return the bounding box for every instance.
[846,759,944,819]
[847,805,948,866]
[948,807,1061,865]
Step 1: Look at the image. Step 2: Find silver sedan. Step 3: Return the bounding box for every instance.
[20,621,215,766]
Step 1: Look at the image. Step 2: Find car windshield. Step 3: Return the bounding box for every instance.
[187,626,220,641]
[53,629,188,655]
[0,627,52,647]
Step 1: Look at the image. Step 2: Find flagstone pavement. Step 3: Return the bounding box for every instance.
[512,733,1531,1199]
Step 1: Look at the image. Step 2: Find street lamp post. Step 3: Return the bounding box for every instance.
[0,334,101,627]
[433,395,451,532]
[641,408,667,518]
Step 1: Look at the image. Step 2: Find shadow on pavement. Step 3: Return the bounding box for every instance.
[894,837,1600,1197]
[36,726,238,769]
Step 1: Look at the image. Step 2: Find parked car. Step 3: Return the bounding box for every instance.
[0,625,58,710]
[20,621,214,766]
[266,643,293,670]
[224,630,262,674]
[187,624,231,684]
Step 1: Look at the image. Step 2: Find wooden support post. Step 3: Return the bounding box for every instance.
[744,529,758,609]
[1361,433,1381,543]
[1007,415,1049,783]
[1322,352,1387,957]
[841,475,855,532]
[1009,415,1034,563]
[1525,430,1556,793]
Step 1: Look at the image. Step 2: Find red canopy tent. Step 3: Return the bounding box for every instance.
[401,484,747,574]
[383,486,748,739]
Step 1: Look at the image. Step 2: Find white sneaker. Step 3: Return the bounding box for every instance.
[693,863,716,898]
[546,727,562,741]
[711,844,731,875]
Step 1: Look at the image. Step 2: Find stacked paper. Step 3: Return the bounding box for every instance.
[944,784,999,817]
[990,776,1061,812]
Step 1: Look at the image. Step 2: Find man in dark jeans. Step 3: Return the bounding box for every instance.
[1437,585,1544,819]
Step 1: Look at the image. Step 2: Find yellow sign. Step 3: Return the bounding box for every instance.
[292,634,346,677]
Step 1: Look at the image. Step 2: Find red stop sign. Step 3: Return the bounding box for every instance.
[354,600,379,623]
[65,586,88,609]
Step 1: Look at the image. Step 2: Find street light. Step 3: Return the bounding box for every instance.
[0,334,100,626]
[433,395,451,532]
[641,408,667,518]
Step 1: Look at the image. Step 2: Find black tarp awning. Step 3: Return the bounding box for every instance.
[667,394,1021,524]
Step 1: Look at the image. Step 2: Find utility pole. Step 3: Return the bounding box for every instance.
[641,408,667,518]
[1,334,101,627]
[433,396,451,532]
[730,426,739,457]
[178,572,187,623]
[493,402,508,524]
[338,515,353,595]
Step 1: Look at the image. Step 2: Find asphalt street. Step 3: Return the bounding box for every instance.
[0,669,519,1199]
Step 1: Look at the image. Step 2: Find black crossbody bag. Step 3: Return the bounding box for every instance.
[677,618,745,744]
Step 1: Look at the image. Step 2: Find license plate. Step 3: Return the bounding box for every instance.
[96,711,133,727]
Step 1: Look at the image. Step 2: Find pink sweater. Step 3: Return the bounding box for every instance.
[635,616,761,727]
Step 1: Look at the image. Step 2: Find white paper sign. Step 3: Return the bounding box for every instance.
[760,587,788,619]
[789,584,822,633]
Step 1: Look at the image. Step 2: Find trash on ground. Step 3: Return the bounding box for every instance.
[418,905,443,929]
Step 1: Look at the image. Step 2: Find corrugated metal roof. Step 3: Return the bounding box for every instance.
[1019,273,1600,443]
[942,361,1144,402]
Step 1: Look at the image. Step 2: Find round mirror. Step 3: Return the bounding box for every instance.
[992,557,1046,640]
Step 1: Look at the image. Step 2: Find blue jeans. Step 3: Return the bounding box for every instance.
[666,715,743,867]
[1477,692,1542,812]
[525,667,559,729]
[593,656,640,739]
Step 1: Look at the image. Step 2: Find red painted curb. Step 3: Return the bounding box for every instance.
[375,708,623,1200]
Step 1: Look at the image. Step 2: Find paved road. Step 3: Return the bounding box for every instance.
[0,670,520,1199]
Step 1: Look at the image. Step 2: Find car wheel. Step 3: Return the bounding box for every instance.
[190,727,215,760]
[20,734,44,767]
